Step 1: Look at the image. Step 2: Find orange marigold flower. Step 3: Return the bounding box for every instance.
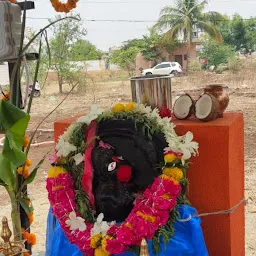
[17,166,29,175]
[124,102,135,112]
[163,167,183,182]
[160,174,179,185]
[23,168,30,179]
[136,211,156,223]
[24,136,30,148]
[26,159,32,167]
[1,92,10,101]
[23,252,30,256]
[52,185,64,191]
[27,233,36,245]
[27,212,34,224]
[125,223,133,229]
[162,193,171,200]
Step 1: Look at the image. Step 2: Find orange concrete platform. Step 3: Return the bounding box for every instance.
[54,112,245,256]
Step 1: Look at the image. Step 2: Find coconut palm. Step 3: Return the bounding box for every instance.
[154,0,223,70]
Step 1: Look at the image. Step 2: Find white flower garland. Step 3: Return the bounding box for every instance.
[56,103,199,161]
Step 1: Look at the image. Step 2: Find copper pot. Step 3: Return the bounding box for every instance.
[203,84,229,117]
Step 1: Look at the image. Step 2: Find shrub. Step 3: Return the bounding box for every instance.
[188,59,202,73]
[200,39,235,68]
[228,56,242,72]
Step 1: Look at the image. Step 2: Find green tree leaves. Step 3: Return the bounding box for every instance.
[0,100,30,189]
[200,39,235,67]
[110,47,140,76]
[155,0,223,46]
[70,40,103,61]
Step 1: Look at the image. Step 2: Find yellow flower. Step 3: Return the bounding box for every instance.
[112,103,125,113]
[17,166,29,179]
[125,102,135,112]
[94,247,110,256]
[101,235,112,251]
[136,211,156,223]
[90,233,102,249]
[160,174,179,185]
[164,153,177,163]
[48,166,67,178]
[163,167,183,182]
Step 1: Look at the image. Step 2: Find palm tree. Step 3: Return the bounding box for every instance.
[154,0,223,70]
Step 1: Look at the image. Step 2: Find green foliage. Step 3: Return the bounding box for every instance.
[215,69,223,74]
[217,14,256,52]
[110,47,140,76]
[140,28,180,63]
[22,155,46,187]
[49,14,87,93]
[200,39,235,67]
[227,56,242,73]
[70,40,103,61]
[0,100,30,188]
[154,0,223,49]
[188,59,202,73]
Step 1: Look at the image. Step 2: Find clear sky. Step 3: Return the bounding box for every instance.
[26,0,256,51]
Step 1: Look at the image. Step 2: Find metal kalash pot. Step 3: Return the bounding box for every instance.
[129,75,173,110]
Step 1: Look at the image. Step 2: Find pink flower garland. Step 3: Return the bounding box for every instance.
[47,173,181,255]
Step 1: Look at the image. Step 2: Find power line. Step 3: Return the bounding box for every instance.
[26,17,256,22]
[26,17,157,22]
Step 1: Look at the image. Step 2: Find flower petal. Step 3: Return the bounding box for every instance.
[97,213,104,223]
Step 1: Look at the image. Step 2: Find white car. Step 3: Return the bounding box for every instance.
[141,62,182,76]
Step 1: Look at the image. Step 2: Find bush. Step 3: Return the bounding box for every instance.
[228,56,242,72]
[215,69,223,74]
[200,39,235,68]
[188,59,202,73]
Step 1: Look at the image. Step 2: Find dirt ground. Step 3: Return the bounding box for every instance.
[0,68,256,255]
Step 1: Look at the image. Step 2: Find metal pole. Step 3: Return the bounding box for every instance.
[7,2,35,253]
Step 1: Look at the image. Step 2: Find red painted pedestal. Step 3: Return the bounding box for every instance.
[54,112,245,256]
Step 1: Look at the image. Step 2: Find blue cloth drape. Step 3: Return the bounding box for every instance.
[46,205,208,256]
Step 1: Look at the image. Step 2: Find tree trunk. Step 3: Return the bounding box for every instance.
[186,44,191,74]
[58,75,63,93]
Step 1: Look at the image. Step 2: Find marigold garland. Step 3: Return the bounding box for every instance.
[24,136,30,148]
[21,229,37,246]
[1,92,10,101]
[50,0,78,13]
[46,102,199,255]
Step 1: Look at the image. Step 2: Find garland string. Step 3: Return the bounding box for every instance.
[177,199,245,222]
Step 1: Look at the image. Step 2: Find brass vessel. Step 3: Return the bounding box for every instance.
[203,84,229,117]
[0,217,28,256]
